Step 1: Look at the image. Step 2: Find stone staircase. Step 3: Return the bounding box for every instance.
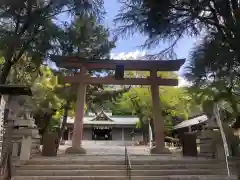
[11,155,238,180]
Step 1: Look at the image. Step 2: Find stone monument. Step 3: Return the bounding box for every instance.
[198,100,223,158]
[0,85,41,163]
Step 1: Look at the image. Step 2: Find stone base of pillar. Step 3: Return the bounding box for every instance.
[65,146,86,154]
[150,146,171,154]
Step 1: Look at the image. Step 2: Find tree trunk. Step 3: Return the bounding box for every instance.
[41,113,53,135]
[138,117,148,144]
[57,100,70,148]
[0,60,12,84]
[0,60,13,103]
[142,124,149,144]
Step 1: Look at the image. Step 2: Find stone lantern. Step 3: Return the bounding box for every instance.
[0,85,40,162]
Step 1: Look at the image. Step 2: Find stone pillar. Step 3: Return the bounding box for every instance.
[66,67,87,154]
[150,70,170,154]
[0,95,8,159]
[20,135,32,161]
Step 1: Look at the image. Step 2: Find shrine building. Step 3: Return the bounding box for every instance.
[63,110,141,141]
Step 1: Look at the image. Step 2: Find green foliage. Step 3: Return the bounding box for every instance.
[115,0,240,128]
[185,34,240,122]
[111,85,197,132]
[56,15,116,58]
[115,0,240,60]
[0,0,104,83]
[30,66,65,132]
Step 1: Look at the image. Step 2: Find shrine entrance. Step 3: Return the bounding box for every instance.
[53,56,185,154]
[92,127,112,140]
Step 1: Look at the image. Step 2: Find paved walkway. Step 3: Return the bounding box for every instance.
[58,140,150,155]
[58,140,181,156]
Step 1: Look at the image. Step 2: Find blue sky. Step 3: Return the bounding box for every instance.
[57,0,197,63]
[104,0,197,62]
[55,0,197,85]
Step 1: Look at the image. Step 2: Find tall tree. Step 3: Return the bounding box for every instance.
[0,0,104,84]
[185,34,240,123]
[115,0,240,127]
[115,0,240,61]
[52,14,119,142]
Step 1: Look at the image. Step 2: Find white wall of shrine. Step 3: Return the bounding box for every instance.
[64,126,142,142]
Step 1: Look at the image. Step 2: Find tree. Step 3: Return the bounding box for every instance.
[19,65,65,135]
[1,11,128,142]
[114,0,240,126]
[110,84,196,143]
[0,0,104,84]
[51,14,133,143]
[185,34,240,123]
[115,0,240,61]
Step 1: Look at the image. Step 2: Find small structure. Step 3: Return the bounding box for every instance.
[173,115,208,134]
[63,110,141,141]
[173,115,208,157]
[173,114,208,143]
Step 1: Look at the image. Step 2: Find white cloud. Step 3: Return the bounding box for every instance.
[178,76,192,87]
[110,50,146,60]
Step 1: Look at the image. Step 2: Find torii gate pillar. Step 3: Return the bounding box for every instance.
[150,70,170,154]
[65,67,87,154]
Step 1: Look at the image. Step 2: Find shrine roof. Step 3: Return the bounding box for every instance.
[65,111,138,125]
[173,115,208,130]
[52,56,185,71]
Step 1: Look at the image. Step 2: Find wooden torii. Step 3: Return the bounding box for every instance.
[53,56,185,154]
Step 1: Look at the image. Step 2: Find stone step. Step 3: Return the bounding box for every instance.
[27,160,124,165]
[18,164,229,170]
[26,159,225,165]
[19,165,125,170]
[15,169,229,176]
[11,175,237,180]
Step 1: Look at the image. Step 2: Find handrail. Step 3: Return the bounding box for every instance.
[124,143,132,180]
[213,104,231,179]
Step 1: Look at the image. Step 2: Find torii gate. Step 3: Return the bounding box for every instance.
[53,56,185,154]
